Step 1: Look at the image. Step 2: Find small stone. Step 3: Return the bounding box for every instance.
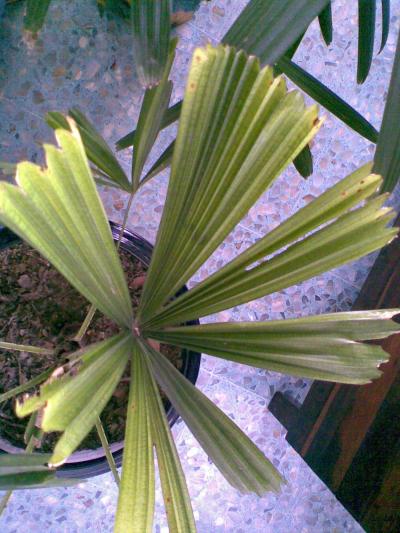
[212,6,225,17]
[79,36,89,48]
[53,66,66,78]
[32,90,45,104]
[18,274,32,289]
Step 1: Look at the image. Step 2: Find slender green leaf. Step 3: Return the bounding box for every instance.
[141,339,284,495]
[0,125,133,328]
[115,342,154,533]
[0,453,51,470]
[0,341,53,355]
[132,39,176,189]
[293,145,313,178]
[116,101,182,151]
[358,0,376,84]
[374,31,400,193]
[46,109,130,192]
[147,310,399,384]
[142,167,397,328]
[137,342,196,532]
[319,2,333,45]
[24,0,52,33]
[222,0,330,67]
[0,453,81,490]
[16,333,132,466]
[277,56,378,142]
[131,0,172,87]
[138,45,322,323]
[0,471,79,490]
[139,140,175,187]
[380,0,390,52]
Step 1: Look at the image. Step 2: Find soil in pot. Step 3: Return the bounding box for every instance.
[0,241,182,453]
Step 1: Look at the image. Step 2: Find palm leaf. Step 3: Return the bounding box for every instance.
[277,57,378,142]
[116,101,182,151]
[131,39,176,190]
[118,345,196,533]
[141,166,397,328]
[0,124,133,328]
[358,1,376,84]
[24,0,52,32]
[222,0,330,67]
[318,2,333,45]
[46,109,131,192]
[16,332,132,466]
[380,0,390,52]
[0,453,81,490]
[0,367,54,404]
[374,31,400,193]
[140,339,284,495]
[146,310,399,384]
[115,341,155,533]
[293,144,313,178]
[131,0,172,87]
[138,44,321,323]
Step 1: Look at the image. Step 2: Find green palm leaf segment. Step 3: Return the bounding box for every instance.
[0,124,133,328]
[138,44,322,323]
[357,0,376,84]
[0,453,81,490]
[374,31,400,193]
[115,341,195,533]
[16,332,132,467]
[131,0,172,88]
[46,108,131,192]
[142,165,396,329]
[131,39,177,190]
[24,0,52,33]
[222,0,330,67]
[147,310,400,385]
[140,339,284,495]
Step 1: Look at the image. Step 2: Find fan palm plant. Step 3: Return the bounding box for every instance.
[1,38,400,531]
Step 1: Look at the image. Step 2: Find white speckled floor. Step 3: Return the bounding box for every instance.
[0,1,399,531]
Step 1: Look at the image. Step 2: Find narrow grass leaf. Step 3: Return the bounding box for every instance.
[358,0,376,84]
[318,2,333,45]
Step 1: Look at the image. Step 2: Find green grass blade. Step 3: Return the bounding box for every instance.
[115,342,155,533]
[0,367,54,404]
[131,0,172,87]
[147,310,399,384]
[374,31,400,193]
[358,0,376,84]
[0,125,133,328]
[318,2,333,45]
[277,56,378,142]
[0,341,53,355]
[141,339,284,495]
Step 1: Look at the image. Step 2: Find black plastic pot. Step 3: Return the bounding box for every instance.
[0,222,201,479]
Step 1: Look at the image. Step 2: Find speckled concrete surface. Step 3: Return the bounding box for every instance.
[0,1,399,531]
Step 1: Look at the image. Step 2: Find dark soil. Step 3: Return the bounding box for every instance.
[0,242,182,453]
